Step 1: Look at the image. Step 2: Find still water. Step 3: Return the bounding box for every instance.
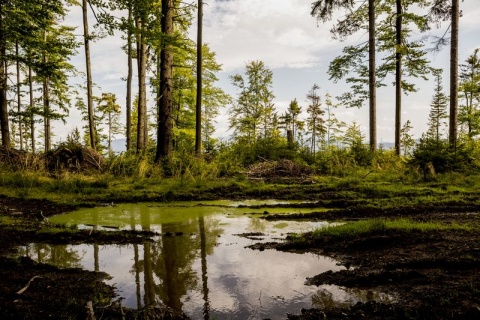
[18,201,371,319]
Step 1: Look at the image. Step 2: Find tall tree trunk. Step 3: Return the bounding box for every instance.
[394,0,402,155]
[43,78,50,151]
[108,112,112,156]
[156,0,174,162]
[368,0,376,152]
[43,30,51,152]
[29,66,35,153]
[195,0,203,155]
[83,0,96,150]
[136,18,147,153]
[449,0,459,150]
[126,3,133,151]
[16,41,23,149]
[0,4,10,147]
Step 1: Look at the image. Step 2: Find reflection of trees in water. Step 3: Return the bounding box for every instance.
[248,216,267,232]
[345,287,397,303]
[312,289,348,311]
[312,286,397,311]
[20,244,84,269]
[133,214,223,314]
[199,216,210,319]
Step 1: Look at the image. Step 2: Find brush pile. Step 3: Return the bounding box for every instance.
[247,159,311,180]
[0,146,42,171]
[45,142,104,173]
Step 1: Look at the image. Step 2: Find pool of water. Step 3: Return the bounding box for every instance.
[18,201,356,319]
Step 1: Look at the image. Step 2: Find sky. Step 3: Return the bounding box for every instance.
[61,0,480,146]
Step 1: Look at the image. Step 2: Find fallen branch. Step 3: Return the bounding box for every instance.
[16,275,42,295]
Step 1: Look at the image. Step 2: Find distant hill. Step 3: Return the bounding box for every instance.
[378,142,395,149]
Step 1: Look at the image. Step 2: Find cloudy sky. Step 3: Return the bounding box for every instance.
[63,0,480,145]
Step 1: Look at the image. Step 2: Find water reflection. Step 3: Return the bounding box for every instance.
[23,203,343,318]
[19,243,83,268]
[313,285,398,310]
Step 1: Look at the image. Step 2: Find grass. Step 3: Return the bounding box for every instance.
[0,166,480,209]
[309,218,472,239]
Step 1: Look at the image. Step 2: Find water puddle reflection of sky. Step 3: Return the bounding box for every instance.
[16,201,383,319]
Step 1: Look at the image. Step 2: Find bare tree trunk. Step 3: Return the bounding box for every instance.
[394,0,402,155]
[29,66,35,153]
[83,0,96,150]
[136,18,147,153]
[125,3,133,151]
[108,112,112,156]
[43,80,50,152]
[156,0,174,162]
[43,30,51,152]
[449,0,459,150]
[195,0,203,155]
[0,4,10,147]
[16,41,23,149]
[368,0,376,152]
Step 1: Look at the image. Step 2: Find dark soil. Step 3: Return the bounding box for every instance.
[255,209,480,320]
[1,195,480,319]
[0,196,184,319]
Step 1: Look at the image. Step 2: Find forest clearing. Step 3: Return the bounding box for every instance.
[1,0,480,319]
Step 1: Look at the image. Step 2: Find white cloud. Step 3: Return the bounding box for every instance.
[201,0,338,71]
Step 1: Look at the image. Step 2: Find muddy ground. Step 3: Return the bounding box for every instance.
[1,196,480,319]
[0,196,186,319]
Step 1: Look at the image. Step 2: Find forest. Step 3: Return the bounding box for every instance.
[0,0,478,178]
[0,0,480,320]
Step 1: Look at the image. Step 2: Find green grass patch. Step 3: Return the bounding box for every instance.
[310,218,472,238]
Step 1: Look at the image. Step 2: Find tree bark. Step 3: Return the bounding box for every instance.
[156,0,175,162]
[16,41,23,149]
[83,0,96,150]
[195,0,203,155]
[394,0,402,155]
[125,3,133,151]
[368,0,376,152]
[449,0,459,150]
[0,3,10,147]
[136,18,147,153]
[29,66,35,153]
[43,30,51,152]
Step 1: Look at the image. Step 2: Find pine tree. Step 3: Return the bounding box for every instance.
[306,84,325,155]
[427,69,448,146]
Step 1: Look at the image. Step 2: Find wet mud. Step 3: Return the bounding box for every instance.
[1,196,480,319]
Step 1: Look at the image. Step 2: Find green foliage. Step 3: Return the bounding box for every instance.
[427,68,448,143]
[458,48,480,138]
[229,61,276,144]
[401,120,415,157]
[169,152,220,181]
[410,137,476,178]
[219,137,306,168]
[107,152,161,178]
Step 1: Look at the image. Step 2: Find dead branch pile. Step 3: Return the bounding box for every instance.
[247,159,311,179]
[0,146,43,171]
[45,142,104,173]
